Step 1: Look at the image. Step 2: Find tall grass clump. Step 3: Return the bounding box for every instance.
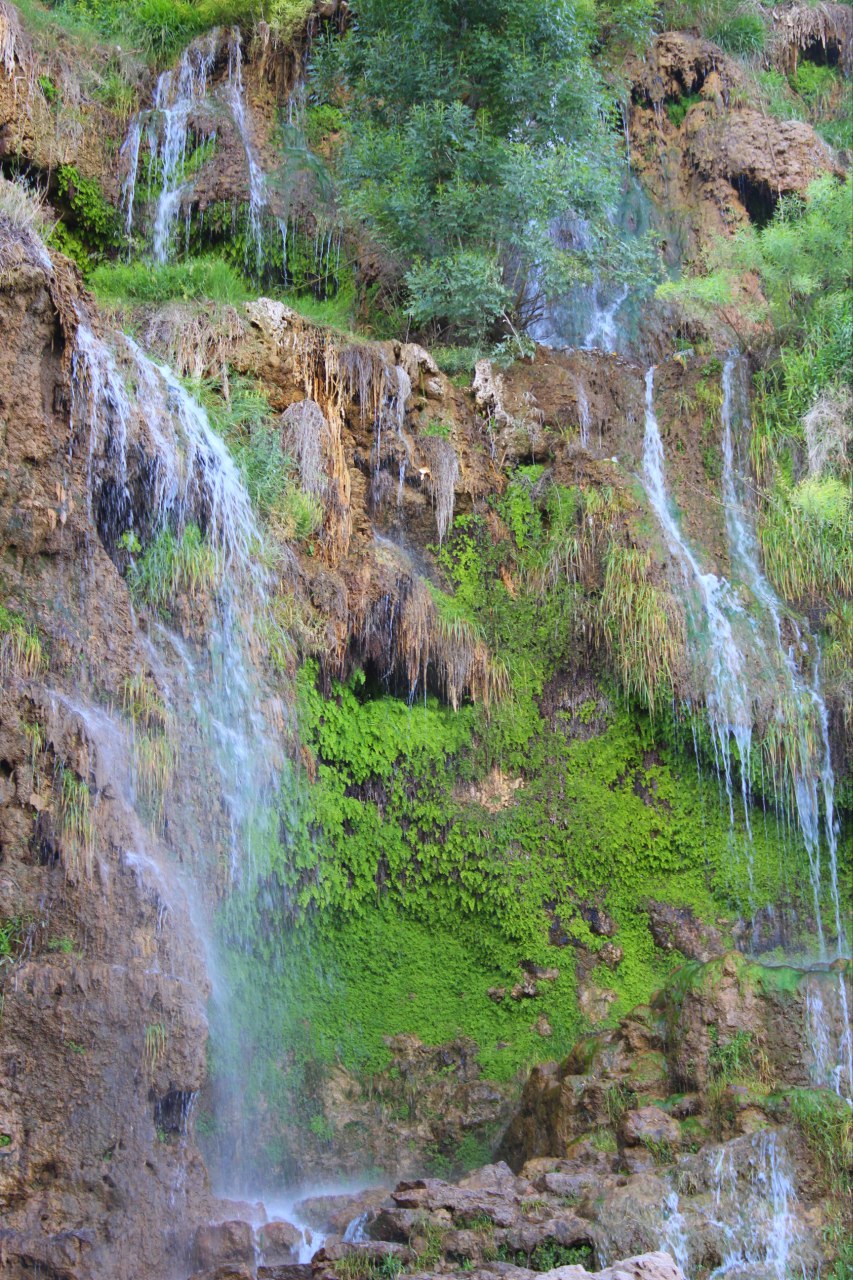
[660,0,768,53]
[89,257,252,307]
[790,1088,852,1196]
[0,605,44,678]
[599,545,686,714]
[48,0,312,63]
[57,767,95,877]
[128,524,220,611]
[758,477,853,604]
[0,174,52,235]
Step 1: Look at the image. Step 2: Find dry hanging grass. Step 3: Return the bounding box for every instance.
[140,303,244,390]
[0,1,22,81]
[421,435,459,544]
[769,3,853,75]
[349,570,508,711]
[281,398,329,498]
[803,388,852,478]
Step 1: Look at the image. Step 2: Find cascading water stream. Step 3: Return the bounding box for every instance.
[720,354,845,956]
[642,363,848,956]
[145,34,219,263]
[707,1130,800,1279]
[226,29,268,273]
[121,28,270,273]
[70,319,290,1191]
[642,367,756,869]
[661,1190,690,1275]
[583,281,629,352]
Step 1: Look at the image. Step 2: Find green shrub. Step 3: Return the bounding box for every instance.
[305,103,345,148]
[666,92,702,129]
[791,62,839,110]
[313,0,652,338]
[51,165,121,269]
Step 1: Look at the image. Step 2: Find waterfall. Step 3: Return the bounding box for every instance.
[146,33,219,263]
[707,1130,801,1279]
[72,323,260,578]
[120,27,270,274]
[583,281,629,352]
[120,117,143,241]
[661,1189,690,1275]
[805,971,853,1103]
[226,29,268,273]
[70,315,291,1198]
[642,367,755,858]
[720,355,844,955]
[641,363,847,953]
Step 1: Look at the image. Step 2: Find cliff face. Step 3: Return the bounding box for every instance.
[0,230,214,1280]
[0,4,850,1279]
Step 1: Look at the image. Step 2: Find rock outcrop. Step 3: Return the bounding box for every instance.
[628,32,843,253]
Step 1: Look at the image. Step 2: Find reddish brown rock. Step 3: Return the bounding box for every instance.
[260,1219,304,1263]
[619,1106,681,1150]
[193,1220,257,1271]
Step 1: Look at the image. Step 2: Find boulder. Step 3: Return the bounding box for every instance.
[260,1220,303,1264]
[193,1221,257,1271]
[619,1107,681,1150]
[258,1268,313,1280]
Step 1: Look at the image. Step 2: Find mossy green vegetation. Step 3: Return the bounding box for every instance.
[212,631,836,1170]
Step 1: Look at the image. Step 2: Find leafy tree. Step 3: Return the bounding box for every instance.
[311,0,650,340]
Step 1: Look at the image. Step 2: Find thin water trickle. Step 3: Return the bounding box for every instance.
[661,1189,690,1275]
[120,118,143,241]
[576,377,591,449]
[120,27,281,275]
[226,29,267,273]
